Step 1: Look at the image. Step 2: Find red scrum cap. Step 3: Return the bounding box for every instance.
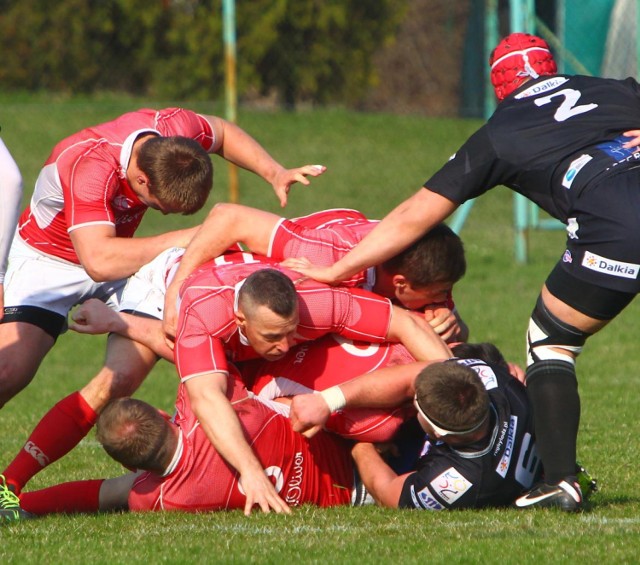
[490,33,557,100]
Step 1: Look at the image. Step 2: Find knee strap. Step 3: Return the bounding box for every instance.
[527,297,592,367]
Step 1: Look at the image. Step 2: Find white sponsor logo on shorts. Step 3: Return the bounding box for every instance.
[562,154,592,189]
[582,251,640,280]
[430,467,472,504]
[567,218,579,240]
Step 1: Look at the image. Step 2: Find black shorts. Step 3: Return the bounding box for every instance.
[546,264,634,320]
[558,167,640,295]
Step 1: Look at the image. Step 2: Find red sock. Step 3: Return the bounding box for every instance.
[20,479,104,515]
[3,391,98,493]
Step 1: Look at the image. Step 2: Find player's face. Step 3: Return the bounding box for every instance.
[242,305,300,361]
[395,281,452,311]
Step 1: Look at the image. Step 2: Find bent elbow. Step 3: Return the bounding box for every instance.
[81,259,117,283]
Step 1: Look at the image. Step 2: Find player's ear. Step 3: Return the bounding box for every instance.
[392,274,408,289]
[235,309,247,329]
[136,171,150,189]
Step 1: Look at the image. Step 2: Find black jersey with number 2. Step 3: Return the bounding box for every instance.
[425,74,640,222]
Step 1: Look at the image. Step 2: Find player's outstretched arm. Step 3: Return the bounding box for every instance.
[283,189,457,284]
[290,362,426,434]
[163,203,281,341]
[185,371,291,515]
[204,115,326,207]
[351,443,408,508]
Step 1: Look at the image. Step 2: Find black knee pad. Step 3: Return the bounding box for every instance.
[527,297,591,366]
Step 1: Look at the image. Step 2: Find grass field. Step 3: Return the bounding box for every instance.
[0,95,639,563]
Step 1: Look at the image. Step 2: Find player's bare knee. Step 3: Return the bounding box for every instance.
[526,297,591,368]
[208,202,235,222]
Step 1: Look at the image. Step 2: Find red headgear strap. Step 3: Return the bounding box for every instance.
[489,33,557,101]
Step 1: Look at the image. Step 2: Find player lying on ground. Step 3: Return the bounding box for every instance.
[0,203,466,513]
[0,204,466,516]
[290,342,595,510]
[11,370,356,517]
[0,329,422,521]
[6,344,591,519]
[162,205,468,343]
[0,248,451,519]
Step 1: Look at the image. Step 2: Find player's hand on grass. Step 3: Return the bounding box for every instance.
[272,164,326,207]
[239,468,292,516]
[69,298,124,335]
[290,393,331,435]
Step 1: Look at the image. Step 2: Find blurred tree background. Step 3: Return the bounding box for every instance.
[0,0,476,116]
[0,1,630,116]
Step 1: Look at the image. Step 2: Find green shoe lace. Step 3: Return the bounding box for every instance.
[575,463,598,499]
[0,475,24,522]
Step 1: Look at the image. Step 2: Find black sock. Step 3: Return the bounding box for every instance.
[525,360,580,485]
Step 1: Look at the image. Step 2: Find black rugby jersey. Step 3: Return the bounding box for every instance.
[398,359,541,510]
[425,74,640,222]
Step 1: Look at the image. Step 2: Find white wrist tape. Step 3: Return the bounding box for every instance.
[320,386,346,413]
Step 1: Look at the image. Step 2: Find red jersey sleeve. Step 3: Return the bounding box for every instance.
[295,281,392,342]
[62,151,145,234]
[174,286,235,381]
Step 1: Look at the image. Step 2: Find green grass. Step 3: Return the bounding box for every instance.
[1,95,639,563]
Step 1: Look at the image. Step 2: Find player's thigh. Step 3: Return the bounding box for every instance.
[0,322,54,384]
[565,176,640,294]
[4,238,127,333]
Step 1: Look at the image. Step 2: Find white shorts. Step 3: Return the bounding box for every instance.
[118,247,185,319]
[4,236,126,318]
